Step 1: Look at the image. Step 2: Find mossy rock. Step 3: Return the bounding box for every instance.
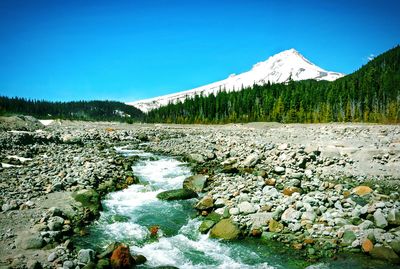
[199,220,216,234]
[72,189,101,212]
[156,189,198,201]
[209,219,240,240]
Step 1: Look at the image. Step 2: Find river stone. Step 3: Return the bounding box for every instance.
[374,209,388,228]
[16,232,44,250]
[183,174,207,192]
[156,189,198,201]
[250,212,273,229]
[188,153,205,163]
[388,208,400,226]
[72,189,101,212]
[96,259,110,269]
[199,220,216,234]
[352,186,373,196]
[269,219,283,233]
[47,216,64,231]
[47,252,58,262]
[361,239,374,253]
[281,207,301,223]
[370,246,400,264]
[390,240,400,255]
[209,219,240,240]
[243,153,259,167]
[341,230,356,246]
[274,166,285,174]
[229,207,240,215]
[78,249,96,265]
[195,196,214,210]
[238,201,256,215]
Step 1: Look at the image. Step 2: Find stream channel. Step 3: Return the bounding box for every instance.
[75,148,391,269]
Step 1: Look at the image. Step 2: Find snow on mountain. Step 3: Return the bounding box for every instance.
[127,49,344,112]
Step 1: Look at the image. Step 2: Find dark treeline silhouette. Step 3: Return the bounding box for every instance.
[146,45,400,124]
[0,97,144,122]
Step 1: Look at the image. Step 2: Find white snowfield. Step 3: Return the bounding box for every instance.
[128,48,344,112]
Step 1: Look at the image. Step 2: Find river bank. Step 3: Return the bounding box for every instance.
[0,118,399,268]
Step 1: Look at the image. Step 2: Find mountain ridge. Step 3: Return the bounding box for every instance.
[128,49,345,112]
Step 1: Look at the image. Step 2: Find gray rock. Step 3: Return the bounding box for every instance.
[189,153,205,163]
[47,252,58,262]
[47,216,65,231]
[183,174,207,192]
[77,249,95,265]
[250,212,273,229]
[229,208,240,215]
[214,198,226,208]
[262,186,280,198]
[274,166,285,174]
[388,208,400,226]
[238,201,256,215]
[63,261,74,269]
[374,209,388,228]
[243,153,259,167]
[281,207,301,223]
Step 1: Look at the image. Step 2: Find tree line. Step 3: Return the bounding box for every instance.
[0,97,144,122]
[146,45,400,124]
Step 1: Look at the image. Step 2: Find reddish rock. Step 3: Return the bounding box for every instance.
[293,243,303,250]
[283,187,301,196]
[110,245,135,269]
[149,226,159,237]
[362,239,374,253]
[251,229,262,238]
[352,186,373,196]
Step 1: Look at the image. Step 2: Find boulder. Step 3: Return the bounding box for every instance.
[72,189,101,213]
[195,196,214,211]
[156,189,198,201]
[110,245,135,269]
[16,232,44,250]
[209,219,240,240]
[183,175,207,192]
[370,246,400,264]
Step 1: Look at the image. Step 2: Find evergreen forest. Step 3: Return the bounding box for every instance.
[146,46,400,124]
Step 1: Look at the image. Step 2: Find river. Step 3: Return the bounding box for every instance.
[75,148,391,269]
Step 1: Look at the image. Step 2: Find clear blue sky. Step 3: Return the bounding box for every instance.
[0,0,399,102]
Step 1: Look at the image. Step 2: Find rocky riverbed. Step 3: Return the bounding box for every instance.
[0,118,400,268]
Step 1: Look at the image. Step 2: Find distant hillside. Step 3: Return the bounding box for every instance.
[0,96,144,122]
[146,45,400,124]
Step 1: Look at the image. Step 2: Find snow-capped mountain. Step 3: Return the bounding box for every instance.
[128,49,344,112]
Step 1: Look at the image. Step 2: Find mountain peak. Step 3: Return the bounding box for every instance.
[128,49,345,112]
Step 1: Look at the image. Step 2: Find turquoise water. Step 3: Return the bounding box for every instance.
[75,149,395,269]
